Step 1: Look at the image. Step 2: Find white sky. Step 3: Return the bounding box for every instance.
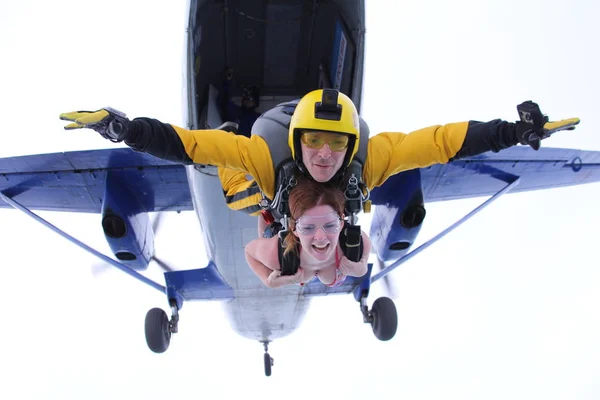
[1,0,599,399]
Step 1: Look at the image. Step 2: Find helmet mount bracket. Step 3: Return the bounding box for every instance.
[314,89,342,121]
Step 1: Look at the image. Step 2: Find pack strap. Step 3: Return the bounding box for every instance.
[339,222,363,262]
[278,236,300,276]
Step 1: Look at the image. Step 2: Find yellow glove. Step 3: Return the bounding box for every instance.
[543,118,580,135]
[59,107,130,142]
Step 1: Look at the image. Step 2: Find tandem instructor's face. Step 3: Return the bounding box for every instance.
[300,142,347,182]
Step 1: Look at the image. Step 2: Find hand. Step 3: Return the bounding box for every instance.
[338,254,368,277]
[266,267,303,288]
[516,101,580,150]
[59,107,130,142]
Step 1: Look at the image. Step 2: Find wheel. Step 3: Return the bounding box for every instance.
[370,297,398,341]
[145,308,171,353]
[264,352,273,377]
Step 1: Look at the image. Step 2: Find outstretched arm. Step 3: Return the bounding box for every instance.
[364,101,579,189]
[59,109,276,198]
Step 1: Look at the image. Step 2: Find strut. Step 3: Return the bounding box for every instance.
[0,192,166,293]
[371,177,521,284]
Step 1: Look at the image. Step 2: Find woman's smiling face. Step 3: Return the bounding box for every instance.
[293,205,342,262]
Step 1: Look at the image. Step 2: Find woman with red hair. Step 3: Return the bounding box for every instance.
[245,178,371,288]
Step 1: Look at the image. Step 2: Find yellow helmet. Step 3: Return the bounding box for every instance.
[289,89,360,169]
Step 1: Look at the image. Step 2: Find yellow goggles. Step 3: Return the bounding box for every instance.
[300,131,349,152]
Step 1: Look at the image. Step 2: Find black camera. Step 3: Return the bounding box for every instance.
[314,89,342,121]
[322,89,338,107]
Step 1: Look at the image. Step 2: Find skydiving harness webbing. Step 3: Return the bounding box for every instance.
[251,100,371,276]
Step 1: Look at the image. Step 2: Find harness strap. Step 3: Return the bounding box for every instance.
[278,236,300,276]
[339,221,363,262]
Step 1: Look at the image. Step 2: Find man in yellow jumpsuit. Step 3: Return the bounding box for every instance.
[60,89,580,216]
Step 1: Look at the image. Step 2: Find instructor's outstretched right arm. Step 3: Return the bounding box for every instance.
[60,108,276,196]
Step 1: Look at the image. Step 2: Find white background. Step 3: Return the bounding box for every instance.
[0,1,599,399]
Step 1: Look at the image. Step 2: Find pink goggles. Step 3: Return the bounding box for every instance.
[294,212,342,236]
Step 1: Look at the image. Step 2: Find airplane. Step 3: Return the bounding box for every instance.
[1,0,599,378]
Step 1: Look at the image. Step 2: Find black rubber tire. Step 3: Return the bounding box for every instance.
[371,297,398,341]
[264,353,272,377]
[145,308,171,353]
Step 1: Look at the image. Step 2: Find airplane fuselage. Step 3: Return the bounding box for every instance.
[182,0,366,342]
[186,164,310,342]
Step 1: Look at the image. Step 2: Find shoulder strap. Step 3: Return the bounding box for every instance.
[339,221,363,262]
[354,116,369,165]
[268,161,299,222]
[278,237,300,276]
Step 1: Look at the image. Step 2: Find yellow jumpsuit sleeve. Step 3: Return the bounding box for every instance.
[363,122,469,190]
[171,126,276,199]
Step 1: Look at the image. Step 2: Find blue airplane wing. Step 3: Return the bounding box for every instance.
[0,148,193,213]
[164,262,236,304]
[420,146,600,203]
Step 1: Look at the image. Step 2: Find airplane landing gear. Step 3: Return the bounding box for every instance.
[144,299,179,353]
[261,341,274,377]
[359,292,398,341]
